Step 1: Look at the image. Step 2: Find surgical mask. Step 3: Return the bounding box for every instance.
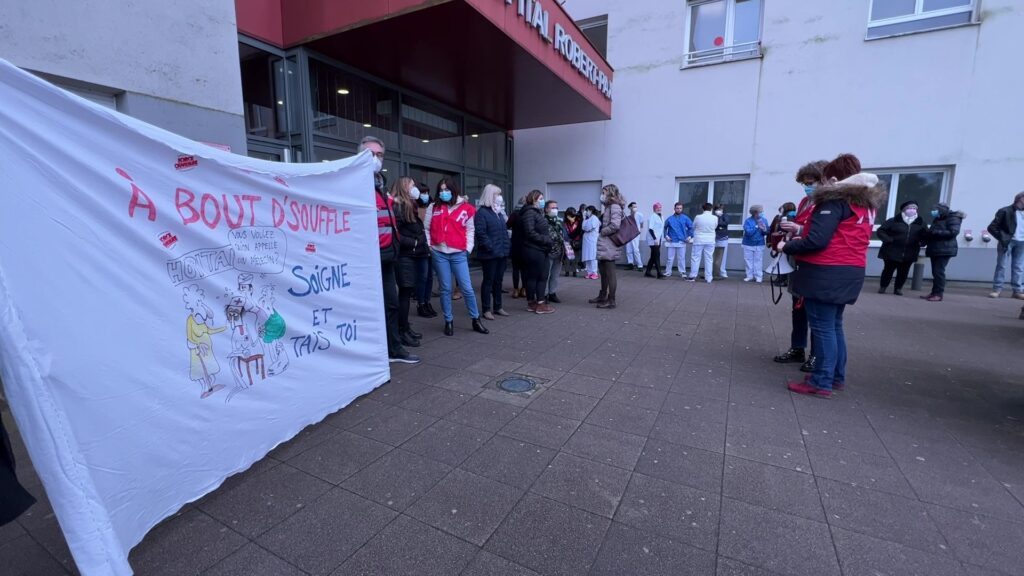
[630,207,637,213]
[494,200,504,211]
[549,208,559,217]
[930,209,939,218]
[536,198,545,208]
[786,211,796,218]
[408,186,420,199]
[584,210,592,217]
[903,208,918,219]
[803,184,814,196]
[600,194,607,203]
[439,190,452,202]
[419,193,430,204]
[714,210,723,216]
[371,156,383,174]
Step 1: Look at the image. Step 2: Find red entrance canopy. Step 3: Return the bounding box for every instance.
[237,0,613,129]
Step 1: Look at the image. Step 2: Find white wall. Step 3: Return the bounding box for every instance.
[516,0,1024,280]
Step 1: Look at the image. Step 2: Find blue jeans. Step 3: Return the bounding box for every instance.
[803,298,846,391]
[432,250,480,322]
[414,257,431,305]
[993,240,1024,294]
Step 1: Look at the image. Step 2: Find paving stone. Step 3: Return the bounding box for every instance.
[831,526,968,576]
[651,411,728,453]
[531,452,632,518]
[17,515,77,575]
[551,372,615,398]
[267,422,340,461]
[660,392,729,421]
[0,521,25,547]
[433,370,493,394]
[348,405,437,446]
[286,431,392,485]
[366,378,424,405]
[585,398,658,436]
[635,438,723,493]
[257,488,395,575]
[464,358,525,377]
[460,435,557,489]
[798,414,888,456]
[806,443,916,498]
[718,498,840,576]
[198,463,332,538]
[725,424,810,471]
[562,423,647,471]
[323,398,389,430]
[444,396,521,432]
[204,543,306,576]
[486,493,611,576]
[406,469,522,545]
[333,515,477,576]
[672,364,731,401]
[398,386,473,418]
[716,556,780,575]
[603,383,670,410]
[615,473,720,551]
[341,449,451,511]
[526,388,600,421]
[928,505,1024,576]
[722,456,823,521]
[615,367,678,390]
[461,551,540,576]
[0,535,71,576]
[817,478,951,556]
[727,403,800,430]
[129,509,247,575]
[499,410,581,450]
[400,419,491,466]
[589,522,716,576]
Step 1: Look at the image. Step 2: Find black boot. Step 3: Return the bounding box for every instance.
[406,326,423,339]
[417,304,431,318]
[773,348,805,364]
[426,302,439,316]
[472,318,490,334]
[547,293,561,303]
[444,321,454,336]
[799,356,817,373]
[401,331,421,347]
[588,295,607,304]
[597,299,616,309]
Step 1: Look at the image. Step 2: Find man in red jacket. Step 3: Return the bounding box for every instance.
[360,136,419,364]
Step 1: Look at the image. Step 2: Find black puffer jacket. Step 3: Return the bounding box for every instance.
[876,215,927,263]
[394,204,429,258]
[518,205,552,252]
[925,204,963,258]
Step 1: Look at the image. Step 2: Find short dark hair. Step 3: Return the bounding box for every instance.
[823,154,861,182]
[525,189,544,206]
[565,207,577,217]
[781,202,797,214]
[628,202,637,208]
[795,160,828,184]
[544,200,558,209]
[702,202,713,211]
[585,205,598,214]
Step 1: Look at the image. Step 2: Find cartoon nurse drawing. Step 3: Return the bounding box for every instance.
[183,285,227,399]
[259,285,290,376]
[225,273,268,400]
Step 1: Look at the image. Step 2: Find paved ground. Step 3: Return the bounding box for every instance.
[3,269,1024,576]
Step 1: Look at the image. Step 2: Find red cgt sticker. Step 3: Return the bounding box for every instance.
[159,231,179,249]
[305,243,316,254]
[175,155,198,171]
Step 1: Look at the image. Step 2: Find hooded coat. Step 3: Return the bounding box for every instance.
[925,204,964,258]
[876,209,927,263]
[597,197,625,261]
[783,173,886,305]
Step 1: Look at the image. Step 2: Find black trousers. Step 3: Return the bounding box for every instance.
[644,245,662,276]
[880,259,913,291]
[381,259,402,355]
[930,256,951,296]
[511,256,523,290]
[523,247,548,301]
[398,286,415,332]
[599,260,618,301]
[791,296,813,356]
[480,257,507,312]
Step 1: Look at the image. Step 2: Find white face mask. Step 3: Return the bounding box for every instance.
[714,210,723,216]
[408,186,420,199]
[549,208,559,217]
[494,199,504,211]
[371,156,383,174]
[600,194,607,204]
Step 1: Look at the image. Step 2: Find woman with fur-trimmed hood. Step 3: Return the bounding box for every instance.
[777,154,885,399]
[921,203,965,302]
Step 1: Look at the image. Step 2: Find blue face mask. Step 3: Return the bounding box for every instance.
[419,193,430,204]
[786,211,797,218]
[803,185,814,196]
[439,190,452,202]
[930,209,940,218]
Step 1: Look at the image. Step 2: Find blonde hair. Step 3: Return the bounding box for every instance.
[390,176,417,223]
[602,183,625,206]
[479,184,503,208]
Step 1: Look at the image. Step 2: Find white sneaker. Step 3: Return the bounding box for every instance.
[756,278,763,283]
[989,291,1001,298]
[743,277,753,282]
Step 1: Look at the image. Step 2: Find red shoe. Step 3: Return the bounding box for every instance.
[920,294,943,302]
[787,380,832,399]
[526,301,538,312]
[832,381,845,392]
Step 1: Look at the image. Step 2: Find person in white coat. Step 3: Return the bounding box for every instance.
[644,202,665,278]
[625,202,645,271]
[581,205,601,279]
[689,203,718,283]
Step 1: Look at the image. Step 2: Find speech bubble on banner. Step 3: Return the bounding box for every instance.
[229,226,287,274]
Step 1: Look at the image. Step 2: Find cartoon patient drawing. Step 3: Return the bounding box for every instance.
[225,273,268,399]
[259,285,290,376]
[183,285,227,399]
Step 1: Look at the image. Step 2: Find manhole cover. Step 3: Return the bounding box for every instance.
[497,376,536,394]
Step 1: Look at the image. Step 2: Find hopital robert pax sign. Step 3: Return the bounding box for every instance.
[503,0,613,100]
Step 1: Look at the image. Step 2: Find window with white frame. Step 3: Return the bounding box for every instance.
[677,176,748,233]
[871,167,953,226]
[867,0,976,39]
[683,0,762,67]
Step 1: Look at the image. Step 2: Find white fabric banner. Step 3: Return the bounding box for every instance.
[0,59,389,574]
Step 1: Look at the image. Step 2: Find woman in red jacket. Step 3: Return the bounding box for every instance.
[424,177,489,336]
